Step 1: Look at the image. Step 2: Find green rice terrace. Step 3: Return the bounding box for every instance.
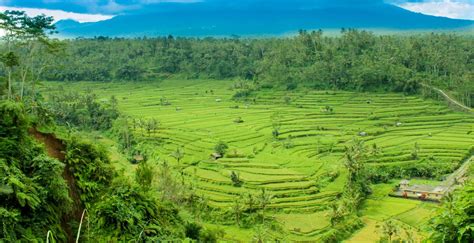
[44,79,473,241]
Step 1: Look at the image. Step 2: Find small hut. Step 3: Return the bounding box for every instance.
[211,153,223,160]
[132,154,144,164]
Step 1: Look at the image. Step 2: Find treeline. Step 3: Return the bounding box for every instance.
[43,30,473,106]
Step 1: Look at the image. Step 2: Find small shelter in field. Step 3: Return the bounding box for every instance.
[211,153,223,160]
[133,154,144,163]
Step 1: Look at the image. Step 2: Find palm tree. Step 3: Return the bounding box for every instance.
[252,225,267,243]
[170,146,184,164]
[245,192,257,212]
[258,188,272,224]
[379,219,399,243]
[231,195,244,226]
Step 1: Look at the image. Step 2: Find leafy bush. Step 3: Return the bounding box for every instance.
[111,117,136,153]
[90,180,185,241]
[0,101,71,242]
[64,136,114,205]
[430,181,474,242]
[231,171,243,187]
[233,89,253,99]
[199,227,225,243]
[214,141,229,156]
[286,82,298,91]
[185,222,202,240]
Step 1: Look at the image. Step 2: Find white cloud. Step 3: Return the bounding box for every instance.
[397,0,474,20]
[0,6,115,23]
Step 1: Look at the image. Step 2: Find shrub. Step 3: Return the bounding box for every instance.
[199,227,225,243]
[260,83,274,89]
[214,141,229,156]
[231,171,243,187]
[185,222,202,240]
[232,89,253,99]
[135,160,155,189]
[283,136,294,149]
[430,182,474,242]
[234,117,244,124]
[64,137,114,205]
[91,181,185,241]
[286,82,298,91]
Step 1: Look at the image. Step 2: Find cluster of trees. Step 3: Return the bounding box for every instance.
[226,189,273,228]
[430,180,473,242]
[44,90,119,130]
[40,30,473,107]
[0,11,61,104]
[322,139,371,241]
[367,160,459,183]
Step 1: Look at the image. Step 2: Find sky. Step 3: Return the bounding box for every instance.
[0,0,472,23]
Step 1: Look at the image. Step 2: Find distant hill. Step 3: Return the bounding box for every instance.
[56,0,474,37]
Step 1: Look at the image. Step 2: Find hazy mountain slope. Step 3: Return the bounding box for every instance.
[56,1,474,37]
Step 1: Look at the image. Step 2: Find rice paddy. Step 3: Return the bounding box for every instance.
[44,79,473,240]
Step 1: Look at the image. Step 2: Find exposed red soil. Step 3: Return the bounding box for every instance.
[29,128,84,243]
[29,128,66,161]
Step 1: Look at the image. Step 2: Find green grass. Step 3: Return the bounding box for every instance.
[43,79,474,241]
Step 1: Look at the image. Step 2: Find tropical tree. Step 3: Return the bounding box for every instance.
[430,182,474,242]
[0,10,57,102]
[344,138,371,200]
[257,188,272,224]
[411,142,420,160]
[252,225,268,243]
[214,141,229,156]
[230,171,243,187]
[156,161,183,202]
[145,118,159,136]
[377,219,400,243]
[0,51,19,100]
[245,192,257,213]
[170,146,185,164]
[231,195,244,226]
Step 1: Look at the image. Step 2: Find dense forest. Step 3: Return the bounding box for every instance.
[42,31,474,107]
[1,10,473,242]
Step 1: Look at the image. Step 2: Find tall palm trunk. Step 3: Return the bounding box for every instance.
[20,70,27,101]
[7,69,12,100]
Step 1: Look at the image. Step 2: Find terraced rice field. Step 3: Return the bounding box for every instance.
[45,79,473,240]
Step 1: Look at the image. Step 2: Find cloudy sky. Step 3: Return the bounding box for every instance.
[0,0,472,23]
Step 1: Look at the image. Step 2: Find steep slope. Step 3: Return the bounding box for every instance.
[30,128,83,243]
[56,1,473,37]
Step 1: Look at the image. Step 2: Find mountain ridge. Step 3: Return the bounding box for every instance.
[56,1,474,37]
